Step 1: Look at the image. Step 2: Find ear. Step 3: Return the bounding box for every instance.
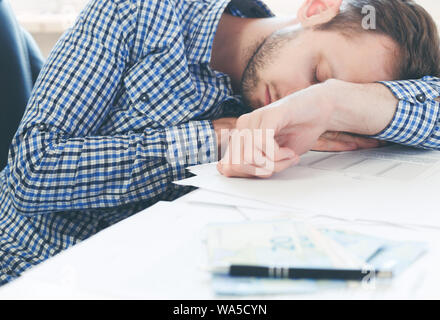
[297,0,343,28]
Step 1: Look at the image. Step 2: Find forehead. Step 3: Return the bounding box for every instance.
[320,31,398,82]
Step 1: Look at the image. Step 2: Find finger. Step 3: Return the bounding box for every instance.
[218,161,272,178]
[218,133,273,178]
[274,147,297,162]
[348,137,389,148]
[218,157,299,178]
[321,132,380,147]
[230,129,244,166]
[353,137,382,149]
[220,136,233,165]
[273,156,301,173]
[243,129,256,166]
[315,132,382,152]
[250,154,300,178]
[229,129,265,170]
[313,138,358,152]
[251,148,300,177]
[217,162,253,178]
[259,130,296,162]
[252,129,285,170]
[244,130,278,175]
[218,165,254,178]
[236,112,261,130]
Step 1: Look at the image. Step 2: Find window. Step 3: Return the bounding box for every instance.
[11,0,440,33]
[9,0,440,57]
[10,0,89,32]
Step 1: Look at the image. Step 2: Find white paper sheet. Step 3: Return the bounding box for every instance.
[183,189,295,212]
[176,146,440,228]
[299,145,440,182]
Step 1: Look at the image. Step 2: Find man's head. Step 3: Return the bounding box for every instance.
[241,0,440,109]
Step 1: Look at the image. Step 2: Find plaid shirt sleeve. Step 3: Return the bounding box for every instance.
[371,76,440,149]
[6,0,217,216]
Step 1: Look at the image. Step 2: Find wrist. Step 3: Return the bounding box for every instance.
[310,80,338,132]
[323,79,398,135]
[320,79,354,133]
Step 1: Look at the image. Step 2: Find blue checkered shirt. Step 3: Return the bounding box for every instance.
[0,0,273,285]
[1,0,440,285]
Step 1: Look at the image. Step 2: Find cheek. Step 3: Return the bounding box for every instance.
[265,60,302,84]
[329,54,362,82]
[259,48,314,94]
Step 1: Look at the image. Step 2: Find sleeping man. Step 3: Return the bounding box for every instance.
[1,0,439,283]
[217,0,440,177]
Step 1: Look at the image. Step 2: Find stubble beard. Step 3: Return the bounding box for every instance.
[240,37,269,109]
[240,28,301,108]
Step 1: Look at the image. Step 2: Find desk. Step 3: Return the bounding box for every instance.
[0,191,440,299]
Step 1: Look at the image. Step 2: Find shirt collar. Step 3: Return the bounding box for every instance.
[185,0,275,65]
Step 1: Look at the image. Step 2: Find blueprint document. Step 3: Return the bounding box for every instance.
[176,146,440,228]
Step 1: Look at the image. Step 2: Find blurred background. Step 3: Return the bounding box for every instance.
[10,0,440,58]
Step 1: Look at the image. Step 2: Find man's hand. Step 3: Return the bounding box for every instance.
[212,118,237,159]
[313,132,387,152]
[218,85,328,178]
[217,79,397,178]
[217,128,300,178]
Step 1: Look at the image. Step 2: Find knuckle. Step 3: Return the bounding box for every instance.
[236,114,250,129]
[222,167,234,177]
[259,171,274,179]
[327,131,338,139]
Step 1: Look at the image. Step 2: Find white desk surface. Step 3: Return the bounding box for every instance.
[1,191,440,299]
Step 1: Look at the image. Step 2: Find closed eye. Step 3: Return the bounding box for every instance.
[313,65,320,84]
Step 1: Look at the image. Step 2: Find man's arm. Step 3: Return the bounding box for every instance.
[370,77,440,149]
[325,80,399,135]
[326,77,440,149]
[6,0,227,215]
[217,77,440,177]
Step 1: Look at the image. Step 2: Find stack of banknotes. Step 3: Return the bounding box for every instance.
[204,221,427,296]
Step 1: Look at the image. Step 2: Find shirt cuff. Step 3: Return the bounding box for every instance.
[371,79,440,146]
[165,120,217,181]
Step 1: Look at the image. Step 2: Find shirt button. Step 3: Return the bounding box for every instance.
[139,93,149,103]
[37,124,47,132]
[416,93,426,103]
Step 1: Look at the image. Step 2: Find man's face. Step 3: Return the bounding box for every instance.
[241,26,398,109]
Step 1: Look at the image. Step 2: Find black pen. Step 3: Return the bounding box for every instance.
[211,265,393,281]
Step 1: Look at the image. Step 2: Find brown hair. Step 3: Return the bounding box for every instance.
[315,0,440,79]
